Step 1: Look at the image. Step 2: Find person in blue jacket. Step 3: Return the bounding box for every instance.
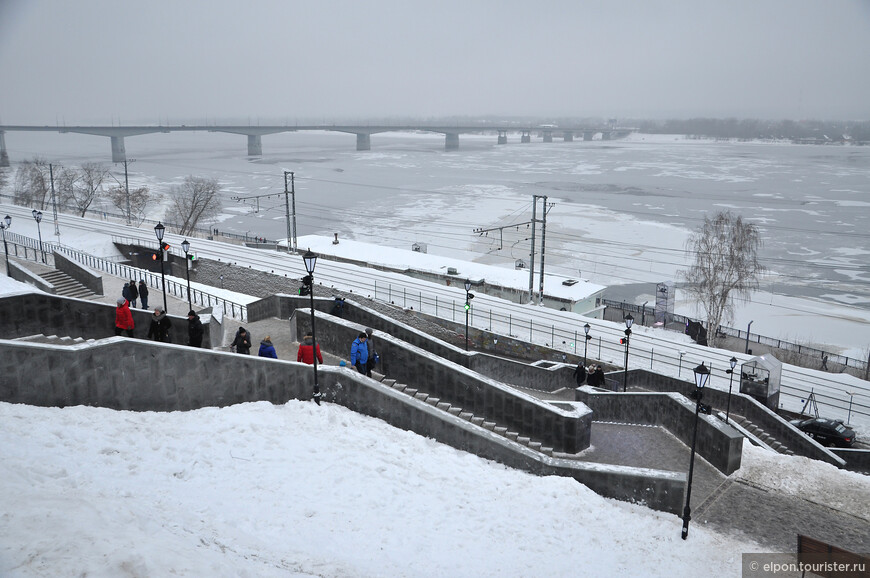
[258,335,278,358]
[350,332,368,374]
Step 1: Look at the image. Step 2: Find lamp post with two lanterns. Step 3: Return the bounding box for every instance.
[725,356,738,424]
[181,239,193,310]
[583,323,591,366]
[154,222,168,313]
[302,248,322,405]
[681,361,711,540]
[32,210,45,263]
[464,279,474,352]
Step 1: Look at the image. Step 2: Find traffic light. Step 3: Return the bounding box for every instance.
[619,337,626,345]
[464,292,474,311]
[152,250,161,261]
[187,252,197,262]
[299,275,312,296]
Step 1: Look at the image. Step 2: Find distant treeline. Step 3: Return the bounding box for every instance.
[634,118,870,142]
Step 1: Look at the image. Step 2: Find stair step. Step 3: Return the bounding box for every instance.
[414,392,429,402]
[541,446,554,456]
[436,402,451,411]
[403,388,418,396]
[425,397,440,406]
[528,441,543,452]
[458,412,474,420]
[391,383,406,392]
[470,417,485,426]
[517,436,531,445]
[505,431,519,441]
[447,407,462,416]
[381,378,397,387]
[482,421,496,430]
[494,426,508,435]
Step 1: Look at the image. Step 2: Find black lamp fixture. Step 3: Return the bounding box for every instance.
[302,248,321,405]
[181,239,192,310]
[154,222,168,312]
[464,279,474,352]
[622,313,633,392]
[682,361,710,540]
[1,215,11,276]
[583,323,592,366]
[32,209,45,263]
[725,356,738,424]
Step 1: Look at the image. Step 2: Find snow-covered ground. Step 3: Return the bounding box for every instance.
[3,398,869,578]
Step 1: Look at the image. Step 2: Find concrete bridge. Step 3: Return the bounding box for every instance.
[0,123,635,165]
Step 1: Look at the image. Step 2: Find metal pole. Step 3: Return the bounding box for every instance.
[283,171,292,251]
[124,159,132,225]
[623,334,630,392]
[682,391,702,540]
[160,258,167,313]
[184,254,192,309]
[291,172,297,252]
[49,163,60,236]
[465,291,470,352]
[310,277,320,404]
[744,320,754,354]
[1,222,10,276]
[33,211,45,263]
[528,196,537,303]
[726,370,735,424]
[538,195,548,305]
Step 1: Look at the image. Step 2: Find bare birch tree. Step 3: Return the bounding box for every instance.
[12,157,52,208]
[168,176,222,235]
[71,163,108,217]
[681,211,764,348]
[108,183,154,226]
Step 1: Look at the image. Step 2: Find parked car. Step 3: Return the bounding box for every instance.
[790,417,856,448]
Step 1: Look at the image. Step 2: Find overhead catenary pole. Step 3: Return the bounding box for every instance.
[537,195,551,305]
[49,163,60,236]
[122,158,135,226]
[283,171,293,251]
[528,196,537,303]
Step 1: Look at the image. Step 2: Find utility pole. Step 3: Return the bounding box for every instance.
[528,197,537,303]
[283,171,297,252]
[536,195,553,305]
[121,158,135,226]
[49,163,60,236]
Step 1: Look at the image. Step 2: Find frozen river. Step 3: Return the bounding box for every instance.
[3,129,869,355]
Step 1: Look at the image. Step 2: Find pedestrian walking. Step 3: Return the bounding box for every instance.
[258,336,278,358]
[147,306,172,342]
[138,280,149,310]
[127,279,139,308]
[231,327,252,354]
[122,282,133,306]
[187,310,204,348]
[573,361,587,387]
[364,327,378,377]
[297,333,323,365]
[350,332,368,374]
[114,298,134,337]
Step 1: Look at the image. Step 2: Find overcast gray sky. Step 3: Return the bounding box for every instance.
[1,0,868,124]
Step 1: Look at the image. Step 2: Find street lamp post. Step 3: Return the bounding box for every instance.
[622,314,633,392]
[181,239,192,310]
[303,249,321,405]
[678,351,686,377]
[745,320,754,354]
[682,362,710,540]
[32,210,45,263]
[464,279,473,352]
[154,222,168,313]
[1,215,11,276]
[725,356,738,424]
[846,391,855,424]
[583,323,591,366]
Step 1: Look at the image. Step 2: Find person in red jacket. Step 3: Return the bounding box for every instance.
[296,333,323,365]
[114,298,135,337]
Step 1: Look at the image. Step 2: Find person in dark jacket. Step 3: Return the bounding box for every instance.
[147,306,172,342]
[350,332,368,374]
[296,333,322,365]
[114,298,134,337]
[231,327,252,354]
[187,310,204,348]
[364,327,377,377]
[127,280,139,308]
[573,361,587,387]
[138,280,149,310]
[258,336,278,358]
[121,282,133,306]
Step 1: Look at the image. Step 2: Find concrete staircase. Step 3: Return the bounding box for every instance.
[370,371,555,457]
[38,270,97,299]
[14,334,97,346]
[731,414,795,456]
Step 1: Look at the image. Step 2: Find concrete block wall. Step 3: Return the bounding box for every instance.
[575,387,744,475]
[54,250,104,295]
[295,307,591,454]
[0,293,213,349]
[626,369,844,467]
[9,260,53,293]
[0,337,686,514]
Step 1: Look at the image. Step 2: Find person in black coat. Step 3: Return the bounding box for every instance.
[573,362,587,387]
[138,280,149,309]
[147,306,172,342]
[231,327,252,354]
[187,310,204,348]
[127,280,139,308]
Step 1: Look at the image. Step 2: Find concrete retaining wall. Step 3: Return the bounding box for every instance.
[54,251,104,295]
[0,293,213,349]
[575,387,744,475]
[627,369,845,467]
[9,260,53,293]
